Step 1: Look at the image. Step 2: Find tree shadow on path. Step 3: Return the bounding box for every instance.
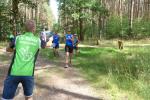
[35,82,102,100]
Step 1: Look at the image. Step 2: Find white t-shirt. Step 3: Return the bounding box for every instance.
[40,31,46,42]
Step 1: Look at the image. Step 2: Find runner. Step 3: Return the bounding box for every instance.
[40,28,46,48]
[2,20,46,100]
[73,34,79,55]
[52,31,60,56]
[44,28,51,42]
[64,30,74,68]
[40,28,46,41]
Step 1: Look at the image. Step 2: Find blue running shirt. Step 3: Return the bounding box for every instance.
[65,34,73,47]
[53,34,59,44]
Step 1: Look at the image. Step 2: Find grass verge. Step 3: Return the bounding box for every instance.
[72,46,150,100]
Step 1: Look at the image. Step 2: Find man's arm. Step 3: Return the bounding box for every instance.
[6,37,15,52]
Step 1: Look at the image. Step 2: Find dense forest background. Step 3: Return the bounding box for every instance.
[0,0,54,40]
[0,0,150,41]
[0,0,150,40]
[58,0,150,41]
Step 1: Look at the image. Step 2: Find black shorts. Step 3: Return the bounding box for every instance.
[53,43,59,49]
[65,45,73,53]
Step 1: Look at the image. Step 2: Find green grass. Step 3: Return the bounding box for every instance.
[39,48,64,61]
[1,41,149,99]
[39,48,56,60]
[72,46,150,100]
[39,45,150,99]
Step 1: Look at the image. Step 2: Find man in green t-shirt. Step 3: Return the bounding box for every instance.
[2,20,46,100]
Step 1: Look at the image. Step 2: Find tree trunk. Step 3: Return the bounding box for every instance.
[79,17,83,41]
[35,1,38,27]
[98,10,103,40]
[119,0,123,38]
[91,10,94,38]
[0,10,2,35]
[31,7,34,19]
[128,0,134,37]
[79,7,84,41]
[144,0,149,20]
[12,0,19,36]
[24,4,27,22]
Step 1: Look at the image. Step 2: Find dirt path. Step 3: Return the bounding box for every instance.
[0,48,111,100]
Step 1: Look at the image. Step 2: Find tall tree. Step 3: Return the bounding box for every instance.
[12,0,19,35]
[128,0,134,37]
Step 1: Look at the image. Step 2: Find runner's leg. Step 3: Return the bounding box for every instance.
[69,53,73,65]
[56,48,59,56]
[69,46,73,65]
[65,46,69,68]
[56,44,59,56]
[22,76,34,100]
[2,76,20,99]
[53,48,56,56]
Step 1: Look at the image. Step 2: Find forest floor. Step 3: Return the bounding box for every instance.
[0,46,112,100]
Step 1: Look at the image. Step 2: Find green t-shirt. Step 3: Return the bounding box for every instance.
[9,32,41,76]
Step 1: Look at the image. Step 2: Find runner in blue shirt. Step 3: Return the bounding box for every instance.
[52,31,60,56]
[64,30,74,68]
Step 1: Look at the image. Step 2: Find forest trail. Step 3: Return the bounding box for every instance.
[0,47,111,100]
